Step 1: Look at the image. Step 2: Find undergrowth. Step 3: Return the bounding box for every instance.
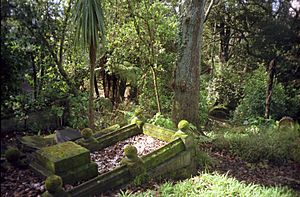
[119,172,297,197]
[211,122,300,164]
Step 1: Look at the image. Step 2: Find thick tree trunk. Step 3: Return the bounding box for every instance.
[89,44,96,130]
[265,58,276,119]
[173,0,205,129]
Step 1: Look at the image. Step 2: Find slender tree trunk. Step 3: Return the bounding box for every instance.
[219,21,230,65]
[89,44,96,130]
[211,22,217,76]
[39,63,44,94]
[119,79,127,101]
[56,0,78,95]
[150,65,161,113]
[173,0,205,129]
[112,74,118,105]
[30,53,37,100]
[265,58,276,119]
[129,85,138,104]
[106,74,112,99]
[101,70,109,98]
[94,75,100,98]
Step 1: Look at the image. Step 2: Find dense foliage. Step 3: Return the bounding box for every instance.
[2,0,299,131]
[1,1,300,196]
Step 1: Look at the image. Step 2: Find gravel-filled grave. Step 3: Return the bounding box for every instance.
[1,133,168,196]
[91,134,168,174]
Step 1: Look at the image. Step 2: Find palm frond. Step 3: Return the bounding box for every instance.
[73,0,105,48]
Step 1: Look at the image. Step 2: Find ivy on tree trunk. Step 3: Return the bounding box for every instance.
[173,0,205,129]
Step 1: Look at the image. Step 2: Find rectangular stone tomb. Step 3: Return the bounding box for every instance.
[68,123,198,197]
[31,141,98,184]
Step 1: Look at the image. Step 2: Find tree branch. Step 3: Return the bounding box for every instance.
[204,0,215,23]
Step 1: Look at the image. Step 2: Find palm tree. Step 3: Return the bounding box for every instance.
[73,0,105,130]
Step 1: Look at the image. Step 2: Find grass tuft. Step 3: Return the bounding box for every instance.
[118,172,297,197]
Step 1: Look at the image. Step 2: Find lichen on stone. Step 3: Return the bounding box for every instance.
[124,144,138,159]
[45,175,63,193]
[130,117,143,128]
[172,130,188,139]
[5,147,21,163]
[81,128,93,139]
[178,120,189,130]
[121,145,146,177]
[78,139,99,151]
[42,175,69,197]
[278,116,295,132]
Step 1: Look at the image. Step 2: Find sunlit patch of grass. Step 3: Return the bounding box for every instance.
[119,172,297,197]
[209,122,300,164]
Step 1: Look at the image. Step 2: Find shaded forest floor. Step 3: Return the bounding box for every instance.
[204,144,300,192]
[1,132,299,196]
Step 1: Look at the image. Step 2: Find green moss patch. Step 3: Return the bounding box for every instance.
[142,138,185,169]
[35,141,90,173]
[142,123,176,142]
[95,124,142,150]
[19,135,56,151]
[32,141,98,184]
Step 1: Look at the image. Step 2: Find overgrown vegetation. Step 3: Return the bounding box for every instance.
[211,121,300,164]
[1,0,300,196]
[119,172,297,197]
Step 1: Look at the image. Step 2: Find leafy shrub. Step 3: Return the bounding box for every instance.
[196,151,216,170]
[94,97,113,112]
[207,68,244,111]
[212,134,231,151]
[148,112,175,129]
[215,125,300,164]
[233,66,288,122]
[67,93,88,129]
[199,78,210,126]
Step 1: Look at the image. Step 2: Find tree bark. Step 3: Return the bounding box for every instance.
[265,58,276,119]
[119,79,127,101]
[89,44,96,130]
[150,65,161,113]
[173,0,205,129]
[219,21,230,64]
[56,0,78,95]
[112,74,118,104]
[94,75,100,98]
[30,53,37,100]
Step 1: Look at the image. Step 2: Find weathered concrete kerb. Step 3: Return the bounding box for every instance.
[19,119,198,196]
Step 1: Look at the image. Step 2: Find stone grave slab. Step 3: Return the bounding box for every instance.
[33,141,97,183]
[55,127,82,143]
[19,135,56,151]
